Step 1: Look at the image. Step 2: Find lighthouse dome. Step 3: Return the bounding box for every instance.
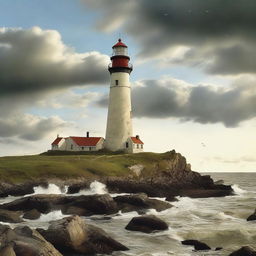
[112,39,128,56]
[112,38,128,48]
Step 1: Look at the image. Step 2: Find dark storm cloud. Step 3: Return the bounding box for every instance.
[0,27,108,141]
[0,27,109,97]
[96,77,256,127]
[83,0,256,75]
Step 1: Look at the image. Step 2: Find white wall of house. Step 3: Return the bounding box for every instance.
[126,138,143,153]
[52,137,104,151]
[51,138,65,150]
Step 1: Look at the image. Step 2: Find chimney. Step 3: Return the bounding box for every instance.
[136,135,139,139]
[57,134,59,138]
[86,131,90,138]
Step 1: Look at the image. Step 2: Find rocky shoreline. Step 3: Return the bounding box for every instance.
[0,151,247,255]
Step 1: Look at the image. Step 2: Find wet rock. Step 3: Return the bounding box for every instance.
[247,210,256,221]
[125,215,168,233]
[0,194,118,216]
[23,209,41,220]
[67,181,90,194]
[0,245,16,256]
[180,188,232,198]
[0,194,64,213]
[0,209,23,223]
[0,225,62,256]
[181,240,211,251]
[229,246,256,256]
[38,215,128,255]
[114,193,172,213]
[215,247,223,251]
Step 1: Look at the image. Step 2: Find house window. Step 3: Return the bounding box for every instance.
[71,144,73,150]
[89,147,92,151]
[82,147,84,150]
[137,144,139,149]
[126,142,129,148]
[115,80,119,86]
[141,145,143,149]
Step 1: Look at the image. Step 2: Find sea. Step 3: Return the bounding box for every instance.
[0,172,255,256]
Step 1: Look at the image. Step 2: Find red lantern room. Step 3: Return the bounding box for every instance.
[108,39,133,74]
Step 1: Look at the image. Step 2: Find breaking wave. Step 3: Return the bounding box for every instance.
[33,184,67,195]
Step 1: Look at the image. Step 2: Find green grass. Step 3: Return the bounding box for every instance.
[0,151,176,184]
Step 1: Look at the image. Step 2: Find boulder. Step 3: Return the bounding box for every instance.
[23,209,41,220]
[0,194,118,216]
[0,225,62,256]
[180,188,232,198]
[0,194,64,213]
[0,209,23,223]
[0,246,16,256]
[229,246,256,256]
[247,210,256,221]
[125,215,168,233]
[38,215,128,255]
[67,181,91,194]
[181,240,211,251]
[114,193,172,213]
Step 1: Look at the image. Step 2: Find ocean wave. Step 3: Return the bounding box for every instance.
[28,210,67,222]
[72,180,108,196]
[232,184,247,195]
[33,184,67,195]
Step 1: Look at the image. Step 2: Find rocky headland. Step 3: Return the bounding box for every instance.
[0,150,236,255]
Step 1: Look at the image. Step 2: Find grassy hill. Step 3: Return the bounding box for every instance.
[0,151,175,183]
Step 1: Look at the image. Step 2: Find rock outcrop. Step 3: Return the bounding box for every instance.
[0,224,62,256]
[229,246,256,256]
[247,210,256,221]
[181,239,211,251]
[23,209,41,220]
[0,209,23,223]
[105,150,232,198]
[0,194,118,216]
[38,215,128,255]
[114,193,172,213]
[125,215,168,233]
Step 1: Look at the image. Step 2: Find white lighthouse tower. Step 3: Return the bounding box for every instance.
[104,39,144,153]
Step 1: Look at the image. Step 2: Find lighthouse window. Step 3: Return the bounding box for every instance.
[126,142,129,148]
[115,80,119,86]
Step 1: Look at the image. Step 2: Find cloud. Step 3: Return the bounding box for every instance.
[37,90,100,109]
[96,76,256,127]
[0,26,109,97]
[83,0,256,75]
[0,114,68,141]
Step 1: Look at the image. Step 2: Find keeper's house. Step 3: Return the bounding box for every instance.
[51,132,104,152]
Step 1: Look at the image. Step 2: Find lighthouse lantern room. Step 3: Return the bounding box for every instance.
[105,39,143,153]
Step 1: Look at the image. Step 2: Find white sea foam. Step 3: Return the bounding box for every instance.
[74,181,108,196]
[232,184,247,195]
[36,210,67,222]
[33,184,67,195]
[113,210,139,220]
[89,180,107,194]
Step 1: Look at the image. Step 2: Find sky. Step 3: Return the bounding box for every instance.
[0,0,256,172]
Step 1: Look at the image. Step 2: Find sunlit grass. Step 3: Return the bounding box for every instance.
[0,151,175,183]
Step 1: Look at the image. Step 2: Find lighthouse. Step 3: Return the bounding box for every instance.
[104,39,144,153]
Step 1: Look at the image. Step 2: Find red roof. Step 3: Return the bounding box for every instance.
[52,137,63,145]
[70,137,102,146]
[131,137,144,144]
[112,38,127,48]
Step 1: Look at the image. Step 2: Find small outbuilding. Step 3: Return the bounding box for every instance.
[126,135,144,153]
[51,133,104,151]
